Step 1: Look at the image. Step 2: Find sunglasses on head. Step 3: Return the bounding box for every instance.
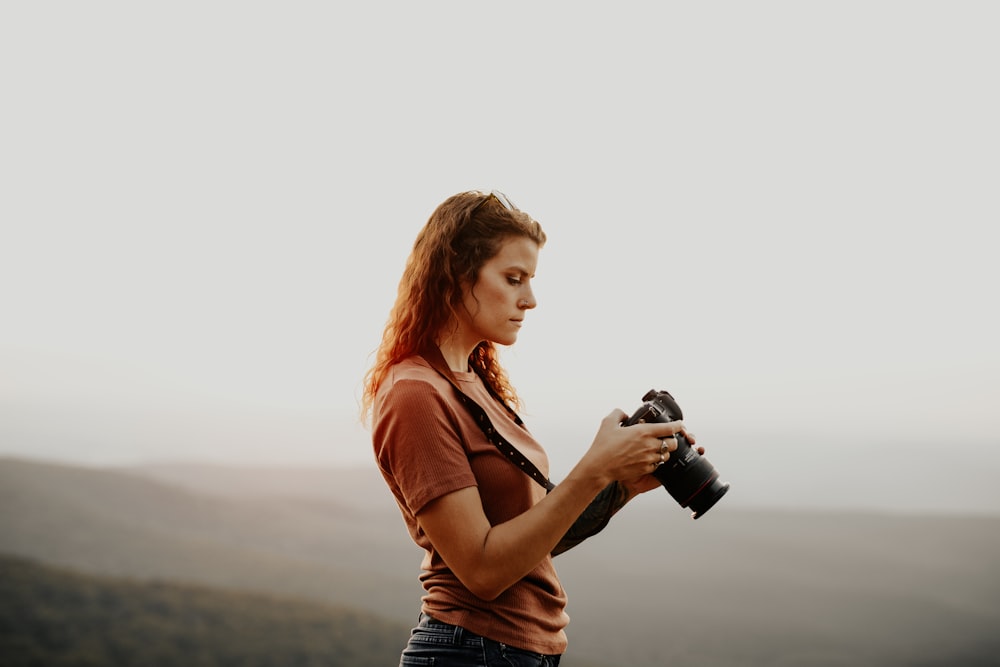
[473,190,517,213]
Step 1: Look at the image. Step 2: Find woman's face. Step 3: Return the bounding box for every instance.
[457,236,539,347]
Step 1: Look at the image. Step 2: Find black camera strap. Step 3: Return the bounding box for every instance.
[420,348,555,493]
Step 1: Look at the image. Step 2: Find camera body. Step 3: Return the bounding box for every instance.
[624,389,729,519]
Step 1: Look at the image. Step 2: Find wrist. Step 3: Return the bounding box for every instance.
[562,462,613,498]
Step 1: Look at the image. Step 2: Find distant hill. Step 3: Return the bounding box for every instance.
[0,553,408,667]
[2,456,999,666]
[120,460,393,508]
[0,456,423,621]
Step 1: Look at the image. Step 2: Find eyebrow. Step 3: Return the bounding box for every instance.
[504,265,535,277]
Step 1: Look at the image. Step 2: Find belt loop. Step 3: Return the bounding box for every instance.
[452,623,464,645]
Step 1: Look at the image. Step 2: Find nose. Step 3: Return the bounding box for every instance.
[519,289,537,309]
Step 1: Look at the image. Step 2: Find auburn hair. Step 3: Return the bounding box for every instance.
[361,191,546,422]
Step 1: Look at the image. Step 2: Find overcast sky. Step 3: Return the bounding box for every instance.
[2,3,997,513]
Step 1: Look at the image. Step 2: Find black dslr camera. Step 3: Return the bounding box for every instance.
[625,389,729,519]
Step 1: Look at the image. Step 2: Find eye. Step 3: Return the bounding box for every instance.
[507,276,522,286]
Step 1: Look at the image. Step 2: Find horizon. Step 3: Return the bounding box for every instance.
[4,437,999,519]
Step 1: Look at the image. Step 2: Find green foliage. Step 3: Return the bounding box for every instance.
[0,555,408,667]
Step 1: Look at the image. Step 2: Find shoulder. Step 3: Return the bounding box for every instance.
[385,355,441,384]
[372,357,478,503]
[380,356,450,398]
[375,356,455,420]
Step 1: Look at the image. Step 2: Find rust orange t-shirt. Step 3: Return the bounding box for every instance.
[372,355,569,655]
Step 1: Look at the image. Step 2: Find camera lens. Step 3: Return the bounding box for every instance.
[688,476,730,519]
[626,390,730,519]
[652,433,730,519]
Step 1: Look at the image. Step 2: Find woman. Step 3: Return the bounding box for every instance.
[362,190,698,666]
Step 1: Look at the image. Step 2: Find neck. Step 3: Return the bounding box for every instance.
[437,339,474,373]
[436,325,480,372]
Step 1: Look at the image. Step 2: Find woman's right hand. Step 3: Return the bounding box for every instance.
[572,409,689,487]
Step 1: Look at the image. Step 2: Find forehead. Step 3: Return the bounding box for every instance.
[486,236,540,273]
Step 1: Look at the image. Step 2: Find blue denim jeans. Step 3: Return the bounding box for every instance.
[399,613,562,667]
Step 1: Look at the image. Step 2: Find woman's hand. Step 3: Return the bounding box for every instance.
[414,411,703,600]
[620,428,704,499]
[569,409,694,489]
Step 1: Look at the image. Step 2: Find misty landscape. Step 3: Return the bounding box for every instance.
[2,456,998,666]
[4,0,998,664]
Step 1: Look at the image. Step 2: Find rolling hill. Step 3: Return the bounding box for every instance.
[2,456,999,666]
[0,553,408,667]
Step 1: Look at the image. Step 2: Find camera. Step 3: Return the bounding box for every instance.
[624,389,729,519]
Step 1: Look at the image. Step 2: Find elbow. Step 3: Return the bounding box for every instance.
[463,574,506,602]
[448,531,534,601]
[456,563,516,601]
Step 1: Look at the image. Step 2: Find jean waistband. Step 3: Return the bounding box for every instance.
[420,613,562,664]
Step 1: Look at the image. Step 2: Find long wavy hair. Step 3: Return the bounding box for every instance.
[361,191,547,423]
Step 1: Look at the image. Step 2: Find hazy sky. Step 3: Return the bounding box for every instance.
[2,3,997,513]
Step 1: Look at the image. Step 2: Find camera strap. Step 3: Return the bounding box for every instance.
[420,348,555,493]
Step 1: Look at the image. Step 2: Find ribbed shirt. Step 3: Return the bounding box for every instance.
[372,355,569,655]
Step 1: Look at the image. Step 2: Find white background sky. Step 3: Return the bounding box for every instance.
[2,3,997,513]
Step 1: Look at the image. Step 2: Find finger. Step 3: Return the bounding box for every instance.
[652,445,671,469]
[606,409,628,425]
[658,437,678,453]
[635,420,685,439]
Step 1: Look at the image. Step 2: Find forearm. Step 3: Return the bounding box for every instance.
[470,473,609,599]
[419,410,680,599]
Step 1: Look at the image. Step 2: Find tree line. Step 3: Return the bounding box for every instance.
[0,554,408,667]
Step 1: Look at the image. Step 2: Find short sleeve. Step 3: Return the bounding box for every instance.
[374,378,478,516]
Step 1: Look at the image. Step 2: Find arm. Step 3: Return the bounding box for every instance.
[416,471,605,600]
[550,429,703,557]
[415,410,689,600]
